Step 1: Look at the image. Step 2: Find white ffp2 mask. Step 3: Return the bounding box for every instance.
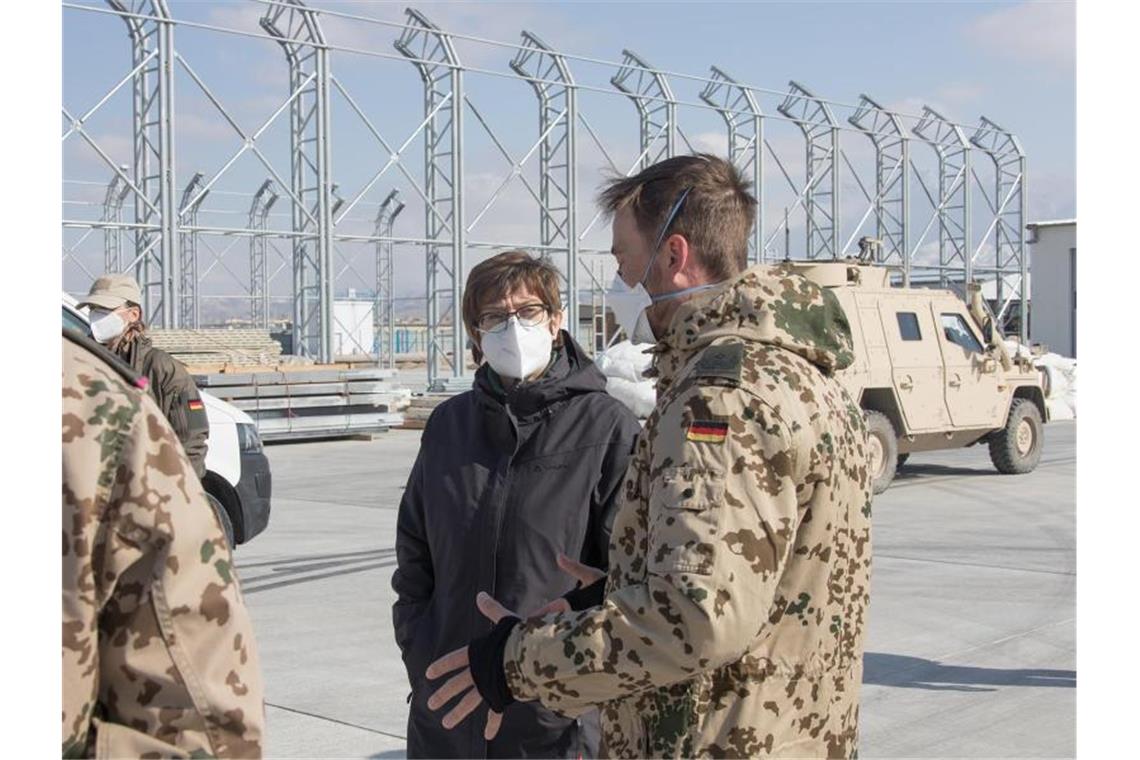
[481,317,554,380]
[89,309,127,343]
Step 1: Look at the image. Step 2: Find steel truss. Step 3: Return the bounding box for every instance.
[510,31,580,341]
[63,1,1043,376]
[177,172,207,327]
[913,106,972,287]
[969,117,1028,341]
[102,166,130,273]
[103,0,177,325]
[249,180,279,329]
[395,8,465,388]
[700,66,763,264]
[848,94,909,277]
[261,0,334,362]
[375,190,405,369]
[611,50,676,169]
[778,81,840,260]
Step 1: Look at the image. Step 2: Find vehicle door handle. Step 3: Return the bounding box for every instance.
[949,374,962,388]
[899,376,914,390]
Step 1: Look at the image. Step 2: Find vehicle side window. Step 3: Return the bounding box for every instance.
[62,306,90,336]
[896,312,922,341]
[941,313,984,354]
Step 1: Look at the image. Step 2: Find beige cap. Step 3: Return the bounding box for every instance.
[78,273,142,311]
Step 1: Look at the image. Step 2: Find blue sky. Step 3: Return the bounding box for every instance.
[61,0,1075,310]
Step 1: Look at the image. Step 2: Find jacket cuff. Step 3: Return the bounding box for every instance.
[468,616,521,712]
[562,577,606,611]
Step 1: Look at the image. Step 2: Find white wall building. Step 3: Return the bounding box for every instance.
[1028,220,1077,357]
[333,296,376,357]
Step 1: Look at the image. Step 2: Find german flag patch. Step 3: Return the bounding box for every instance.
[686,419,729,444]
[188,399,204,411]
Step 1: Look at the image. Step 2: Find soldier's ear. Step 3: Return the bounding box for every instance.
[665,233,692,278]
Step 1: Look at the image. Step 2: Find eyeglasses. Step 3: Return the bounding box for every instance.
[476,304,551,333]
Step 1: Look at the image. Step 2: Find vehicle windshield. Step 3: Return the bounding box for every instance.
[941,313,984,354]
[63,305,91,336]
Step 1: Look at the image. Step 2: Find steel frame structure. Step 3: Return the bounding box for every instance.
[777,81,841,260]
[104,0,176,326]
[177,172,207,327]
[63,1,1042,381]
[913,106,972,288]
[848,94,910,279]
[699,66,763,264]
[395,8,465,388]
[102,166,131,273]
[510,31,580,342]
[375,190,405,369]
[261,0,334,362]
[248,180,279,328]
[611,50,676,169]
[969,117,1028,341]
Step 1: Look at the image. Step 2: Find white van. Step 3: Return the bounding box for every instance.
[63,295,271,546]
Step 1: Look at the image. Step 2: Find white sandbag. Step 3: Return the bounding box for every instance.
[605,376,657,419]
[595,340,655,383]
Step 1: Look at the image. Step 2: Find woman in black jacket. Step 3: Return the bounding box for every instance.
[391,251,642,759]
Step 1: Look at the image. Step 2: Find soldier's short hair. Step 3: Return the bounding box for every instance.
[598,153,757,280]
[462,250,563,363]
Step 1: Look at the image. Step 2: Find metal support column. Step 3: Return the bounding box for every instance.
[913,106,971,288]
[611,50,676,169]
[395,8,465,387]
[510,31,579,342]
[107,0,176,325]
[970,117,1028,341]
[777,81,840,259]
[261,0,334,362]
[177,172,207,328]
[700,66,763,264]
[375,190,405,369]
[849,94,909,279]
[249,180,279,329]
[102,165,130,273]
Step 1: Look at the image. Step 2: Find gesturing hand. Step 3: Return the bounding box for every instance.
[527,552,608,618]
[425,592,517,740]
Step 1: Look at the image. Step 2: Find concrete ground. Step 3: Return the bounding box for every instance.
[236,420,1076,759]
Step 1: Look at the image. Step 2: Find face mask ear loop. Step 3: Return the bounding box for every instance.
[631,186,693,290]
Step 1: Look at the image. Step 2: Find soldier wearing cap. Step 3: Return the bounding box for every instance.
[424,155,874,758]
[78,273,210,479]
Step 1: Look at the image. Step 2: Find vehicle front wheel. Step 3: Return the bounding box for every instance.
[205,491,236,548]
[988,398,1044,474]
[865,410,899,495]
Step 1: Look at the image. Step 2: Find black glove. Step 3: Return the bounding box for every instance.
[562,577,606,611]
[468,616,521,712]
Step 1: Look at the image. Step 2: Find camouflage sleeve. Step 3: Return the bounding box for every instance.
[584,419,640,570]
[501,382,801,715]
[63,353,264,757]
[158,354,210,479]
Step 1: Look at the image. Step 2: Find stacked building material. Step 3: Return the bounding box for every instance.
[149,328,287,369]
[399,394,454,430]
[193,367,411,441]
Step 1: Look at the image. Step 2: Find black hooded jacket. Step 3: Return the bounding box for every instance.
[392,332,642,758]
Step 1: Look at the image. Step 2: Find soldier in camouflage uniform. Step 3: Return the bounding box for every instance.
[424,155,873,758]
[62,328,265,758]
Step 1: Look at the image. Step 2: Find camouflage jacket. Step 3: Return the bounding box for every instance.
[502,265,873,758]
[62,331,265,758]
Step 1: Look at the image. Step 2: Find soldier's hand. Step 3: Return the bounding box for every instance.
[425,592,517,739]
[527,553,607,617]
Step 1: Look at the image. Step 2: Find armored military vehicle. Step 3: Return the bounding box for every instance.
[786,260,1047,494]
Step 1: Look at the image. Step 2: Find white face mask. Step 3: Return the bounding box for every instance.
[607,186,720,344]
[89,309,127,344]
[480,317,554,381]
